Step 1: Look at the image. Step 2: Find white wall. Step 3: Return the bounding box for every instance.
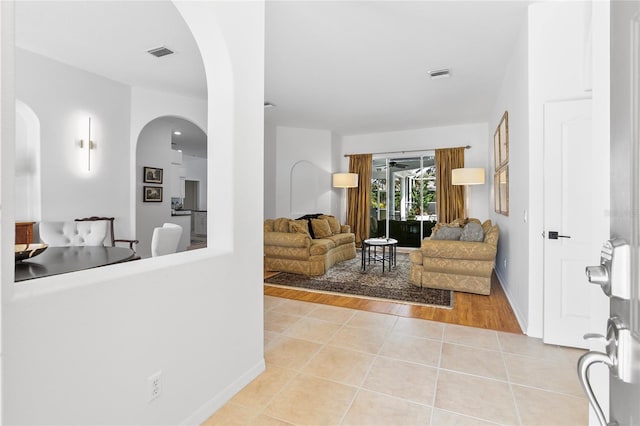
[526,2,597,337]
[342,123,490,220]
[15,48,132,238]
[274,126,334,218]
[183,154,208,210]
[488,12,530,331]
[263,122,277,219]
[3,2,265,425]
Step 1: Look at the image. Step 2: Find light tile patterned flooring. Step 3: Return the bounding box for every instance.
[203,296,588,426]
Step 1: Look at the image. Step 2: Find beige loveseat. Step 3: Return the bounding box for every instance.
[408,218,499,295]
[264,215,356,276]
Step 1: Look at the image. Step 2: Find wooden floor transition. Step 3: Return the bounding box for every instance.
[264,267,522,334]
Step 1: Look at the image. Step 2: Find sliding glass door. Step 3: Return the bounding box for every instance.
[370,154,436,247]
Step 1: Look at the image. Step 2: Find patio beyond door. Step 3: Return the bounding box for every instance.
[370,155,436,247]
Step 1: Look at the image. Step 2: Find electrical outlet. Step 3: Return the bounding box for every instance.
[148,370,162,402]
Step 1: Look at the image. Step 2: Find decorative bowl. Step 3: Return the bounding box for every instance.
[15,243,48,262]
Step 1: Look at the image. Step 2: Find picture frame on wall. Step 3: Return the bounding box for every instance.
[144,186,163,202]
[144,166,163,184]
[498,166,509,216]
[494,172,500,213]
[493,128,501,171]
[498,111,509,167]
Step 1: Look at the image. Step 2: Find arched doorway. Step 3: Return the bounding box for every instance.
[135,116,207,258]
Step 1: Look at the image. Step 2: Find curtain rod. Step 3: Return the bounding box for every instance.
[343,145,471,157]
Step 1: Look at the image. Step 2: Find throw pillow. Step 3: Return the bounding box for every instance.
[460,222,484,242]
[319,214,341,234]
[431,226,463,241]
[310,218,333,239]
[289,220,310,237]
[296,213,323,238]
[274,217,290,233]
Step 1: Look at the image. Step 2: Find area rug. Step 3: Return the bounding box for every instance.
[265,253,453,309]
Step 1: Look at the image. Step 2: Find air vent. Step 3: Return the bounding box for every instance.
[147,46,174,58]
[428,68,451,79]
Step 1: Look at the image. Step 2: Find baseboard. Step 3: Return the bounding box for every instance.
[494,269,528,334]
[180,358,266,426]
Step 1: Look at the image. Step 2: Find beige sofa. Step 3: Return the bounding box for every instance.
[264,215,356,276]
[408,218,499,295]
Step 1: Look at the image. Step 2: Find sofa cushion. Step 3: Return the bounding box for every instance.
[460,222,484,242]
[326,233,355,247]
[432,226,463,240]
[311,218,333,238]
[481,220,493,236]
[264,219,275,233]
[310,238,336,255]
[319,214,341,235]
[274,217,290,233]
[289,219,311,237]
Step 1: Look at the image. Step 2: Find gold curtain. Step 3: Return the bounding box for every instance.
[347,154,372,247]
[435,147,465,223]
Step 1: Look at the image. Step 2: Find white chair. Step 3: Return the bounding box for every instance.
[40,221,109,247]
[151,223,183,257]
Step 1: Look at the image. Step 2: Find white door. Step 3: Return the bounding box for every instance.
[543,99,595,348]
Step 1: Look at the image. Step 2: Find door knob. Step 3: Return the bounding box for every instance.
[548,231,571,239]
[586,265,609,286]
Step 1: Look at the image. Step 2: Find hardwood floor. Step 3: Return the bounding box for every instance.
[264,269,522,334]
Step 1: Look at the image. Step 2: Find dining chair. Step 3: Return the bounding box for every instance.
[40,220,110,247]
[74,216,139,251]
[151,223,183,257]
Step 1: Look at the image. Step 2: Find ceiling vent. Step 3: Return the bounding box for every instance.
[147,46,174,58]
[428,68,451,79]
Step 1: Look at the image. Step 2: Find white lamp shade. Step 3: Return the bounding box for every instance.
[332,172,359,188]
[452,168,485,185]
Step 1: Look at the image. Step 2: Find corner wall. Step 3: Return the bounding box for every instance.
[488,12,530,331]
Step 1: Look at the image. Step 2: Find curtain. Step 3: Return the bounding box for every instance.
[347,154,372,247]
[435,147,465,223]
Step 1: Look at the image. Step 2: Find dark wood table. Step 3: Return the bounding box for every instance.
[15,246,136,282]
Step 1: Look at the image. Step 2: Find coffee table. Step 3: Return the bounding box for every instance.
[361,238,398,273]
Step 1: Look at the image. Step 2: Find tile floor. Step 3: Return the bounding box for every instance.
[203,296,588,426]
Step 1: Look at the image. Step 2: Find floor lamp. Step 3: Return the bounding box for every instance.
[452,168,485,218]
[333,172,358,224]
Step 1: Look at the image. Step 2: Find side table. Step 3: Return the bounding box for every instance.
[361,238,398,273]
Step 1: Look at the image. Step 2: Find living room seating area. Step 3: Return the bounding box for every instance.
[264,214,356,276]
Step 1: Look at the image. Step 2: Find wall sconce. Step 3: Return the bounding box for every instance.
[79,117,94,171]
[452,167,485,218]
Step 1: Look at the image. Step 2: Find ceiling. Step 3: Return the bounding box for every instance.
[15,1,532,140]
[265,1,531,135]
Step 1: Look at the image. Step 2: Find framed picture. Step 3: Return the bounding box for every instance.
[498,111,509,167]
[144,166,163,184]
[144,186,163,202]
[498,166,509,216]
[494,172,500,213]
[493,128,501,171]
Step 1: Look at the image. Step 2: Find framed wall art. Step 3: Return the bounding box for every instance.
[144,186,163,202]
[494,111,509,216]
[144,166,163,184]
